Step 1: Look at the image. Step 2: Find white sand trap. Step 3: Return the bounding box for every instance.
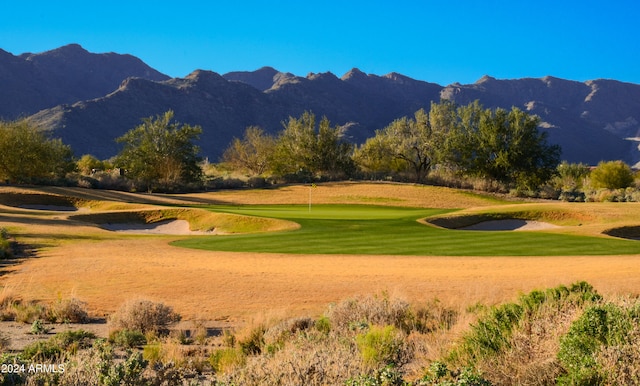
[101,220,213,235]
[461,219,561,231]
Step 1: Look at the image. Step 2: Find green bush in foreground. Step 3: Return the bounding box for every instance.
[558,302,640,385]
[356,325,407,370]
[456,281,601,364]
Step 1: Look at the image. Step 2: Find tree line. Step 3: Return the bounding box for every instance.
[223,100,561,191]
[1,100,635,196]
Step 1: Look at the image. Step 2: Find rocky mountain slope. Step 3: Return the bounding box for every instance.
[0,44,169,119]
[29,67,443,160]
[3,45,639,165]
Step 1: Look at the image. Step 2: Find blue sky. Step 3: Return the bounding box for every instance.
[2,0,639,85]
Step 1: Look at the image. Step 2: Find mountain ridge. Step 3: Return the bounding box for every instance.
[2,45,639,166]
[0,44,169,119]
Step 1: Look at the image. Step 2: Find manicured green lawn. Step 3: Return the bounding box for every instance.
[172,204,640,256]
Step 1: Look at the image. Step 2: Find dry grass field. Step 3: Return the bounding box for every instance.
[1,182,639,327]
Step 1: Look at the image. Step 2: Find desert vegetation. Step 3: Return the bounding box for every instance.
[0,283,639,385]
[0,178,639,384]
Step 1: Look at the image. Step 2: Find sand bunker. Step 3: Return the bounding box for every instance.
[19,204,79,212]
[461,219,561,231]
[101,220,213,235]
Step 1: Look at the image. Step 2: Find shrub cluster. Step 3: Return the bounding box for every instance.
[108,298,181,334]
[6,285,640,385]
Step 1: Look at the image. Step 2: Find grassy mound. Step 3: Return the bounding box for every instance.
[0,192,81,210]
[425,203,597,230]
[70,208,298,234]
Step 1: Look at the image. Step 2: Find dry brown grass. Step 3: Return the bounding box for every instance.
[0,183,639,328]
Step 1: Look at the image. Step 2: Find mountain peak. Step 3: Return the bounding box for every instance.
[223,67,283,91]
[341,68,368,81]
[476,75,496,84]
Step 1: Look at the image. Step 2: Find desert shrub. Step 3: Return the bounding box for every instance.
[109,298,181,334]
[459,281,600,361]
[0,333,10,353]
[209,347,246,374]
[416,362,492,386]
[22,329,96,362]
[30,319,50,335]
[238,325,266,355]
[558,188,586,202]
[222,329,236,348]
[555,161,591,190]
[410,301,459,334]
[0,291,17,321]
[262,317,314,354]
[346,364,405,386]
[13,301,47,323]
[328,294,414,333]
[101,349,149,386]
[356,325,408,369]
[55,340,149,385]
[589,160,635,189]
[214,330,362,385]
[21,340,63,362]
[46,297,90,323]
[142,343,162,365]
[109,329,147,348]
[447,282,601,385]
[315,315,331,334]
[557,302,640,385]
[207,177,246,190]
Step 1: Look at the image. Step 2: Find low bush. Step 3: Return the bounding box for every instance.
[21,330,94,361]
[415,362,492,386]
[209,347,246,374]
[447,281,602,385]
[109,298,181,334]
[356,325,408,369]
[46,297,90,323]
[238,325,266,355]
[109,329,147,348]
[12,301,47,323]
[557,301,640,385]
[328,293,414,333]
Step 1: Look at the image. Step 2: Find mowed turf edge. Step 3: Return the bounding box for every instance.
[172,204,640,256]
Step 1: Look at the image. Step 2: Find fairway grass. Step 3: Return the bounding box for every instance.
[173,204,640,256]
[2,183,640,321]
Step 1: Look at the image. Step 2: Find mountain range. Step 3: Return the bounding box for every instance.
[2,44,639,166]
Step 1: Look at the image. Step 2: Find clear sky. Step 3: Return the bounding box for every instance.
[2,0,639,86]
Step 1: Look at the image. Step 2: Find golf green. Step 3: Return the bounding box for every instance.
[172,204,640,256]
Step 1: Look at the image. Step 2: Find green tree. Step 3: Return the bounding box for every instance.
[222,126,276,175]
[589,160,635,189]
[115,110,203,191]
[0,119,75,183]
[556,161,591,190]
[271,112,355,179]
[447,103,561,189]
[355,107,447,182]
[77,154,110,175]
